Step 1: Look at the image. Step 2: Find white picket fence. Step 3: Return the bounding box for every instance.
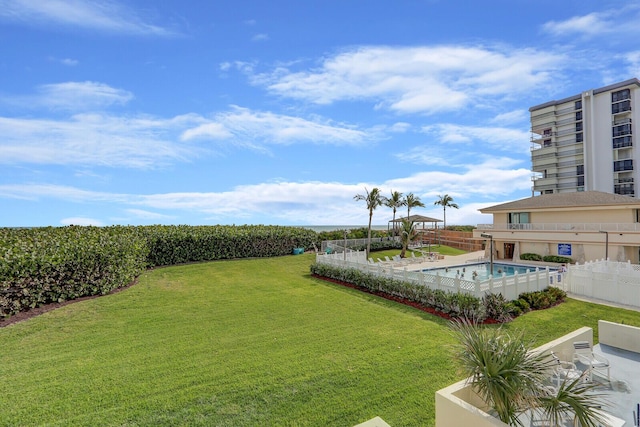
[564,259,640,309]
[316,251,561,300]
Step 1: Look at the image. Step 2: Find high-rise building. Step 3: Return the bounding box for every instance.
[530,78,640,197]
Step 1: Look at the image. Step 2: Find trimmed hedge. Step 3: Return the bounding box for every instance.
[311,263,568,323]
[0,226,147,318]
[519,253,572,264]
[1,225,318,318]
[310,262,488,322]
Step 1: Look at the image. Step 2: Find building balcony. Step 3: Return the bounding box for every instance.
[475,223,640,232]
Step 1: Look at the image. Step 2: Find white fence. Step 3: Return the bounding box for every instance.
[315,251,561,300]
[564,259,640,309]
[321,237,399,253]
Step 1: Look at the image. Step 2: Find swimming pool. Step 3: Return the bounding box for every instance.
[421,262,555,280]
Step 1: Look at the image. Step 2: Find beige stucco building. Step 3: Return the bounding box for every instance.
[474,191,640,264]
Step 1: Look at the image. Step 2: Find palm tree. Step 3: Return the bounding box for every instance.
[434,194,459,229]
[404,192,425,218]
[452,320,606,427]
[384,190,405,236]
[399,219,417,258]
[354,187,384,257]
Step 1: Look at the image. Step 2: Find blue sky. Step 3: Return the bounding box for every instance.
[1,0,640,227]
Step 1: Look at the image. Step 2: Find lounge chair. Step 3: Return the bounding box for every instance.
[572,341,610,382]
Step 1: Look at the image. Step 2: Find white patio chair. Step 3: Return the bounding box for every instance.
[572,341,610,382]
[550,352,583,386]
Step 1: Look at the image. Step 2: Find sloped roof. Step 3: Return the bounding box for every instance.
[480,191,640,213]
[389,214,442,223]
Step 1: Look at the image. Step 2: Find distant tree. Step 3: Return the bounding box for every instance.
[384,190,405,236]
[354,187,384,256]
[404,192,425,218]
[434,194,459,229]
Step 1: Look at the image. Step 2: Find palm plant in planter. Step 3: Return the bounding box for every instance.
[452,320,606,427]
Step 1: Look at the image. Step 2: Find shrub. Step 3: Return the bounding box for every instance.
[519,253,543,261]
[505,302,523,318]
[543,255,573,264]
[482,293,512,323]
[1,225,319,318]
[513,298,531,313]
[310,263,488,322]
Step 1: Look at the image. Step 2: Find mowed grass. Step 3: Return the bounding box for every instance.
[1,254,639,427]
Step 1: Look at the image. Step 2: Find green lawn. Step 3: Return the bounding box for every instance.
[1,254,639,426]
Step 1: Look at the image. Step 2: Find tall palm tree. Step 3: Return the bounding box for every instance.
[399,219,417,258]
[354,187,384,256]
[404,192,425,218]
[434,194,459,229]
[452,320,606,427]
[384,190,405,236]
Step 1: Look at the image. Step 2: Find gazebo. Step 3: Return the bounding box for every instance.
[389,214,441,236]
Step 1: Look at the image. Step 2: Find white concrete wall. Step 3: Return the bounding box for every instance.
[598,320,640,354]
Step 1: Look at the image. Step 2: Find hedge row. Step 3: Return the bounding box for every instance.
[311,263,567,323]
[1,225,317,318]
[310,262,489,321]
[520,253,573,264]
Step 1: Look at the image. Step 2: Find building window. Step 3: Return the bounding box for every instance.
[576,165,584,175]
[577,176,585,186]
[613,135,633,149]
[612,100,631,114]
[575,111,582,121]
[576,122,583,132]
[575,100,582,110]
[614,159,634,172]
[508,212,530,229]
[612,89,631,102]
[613,123,632,137]
[543,139,552,147]
[576,133,583,142]
[543,128,552,136]
[544,189,554,194]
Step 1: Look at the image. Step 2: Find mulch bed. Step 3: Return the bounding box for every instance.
[312,274,500,324]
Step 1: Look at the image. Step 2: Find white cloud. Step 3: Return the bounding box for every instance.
[7,81,134,111]
[421,123,530,153]
[0,0,178,36]
[541,6,640,38]
[125,209,174,220]
[181,106,370,146]
[247,45,565,114]
[0,113,200,168]
[252,33,269,42]
[0,158,532,225]
[489,110,528,125]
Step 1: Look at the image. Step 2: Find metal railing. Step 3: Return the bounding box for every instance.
[476,223,640,232]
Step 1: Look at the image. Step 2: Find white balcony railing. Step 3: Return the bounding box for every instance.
[476,223,640,232]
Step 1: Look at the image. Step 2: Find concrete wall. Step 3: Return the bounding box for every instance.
[598,320,640,354]
[435,327,593,427]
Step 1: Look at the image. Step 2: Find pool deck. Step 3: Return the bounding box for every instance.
[407,250,487,270]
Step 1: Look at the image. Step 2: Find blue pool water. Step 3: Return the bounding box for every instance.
[421,262,553,280]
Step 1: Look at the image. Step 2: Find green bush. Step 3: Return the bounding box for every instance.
[520,253,543,261]
[513,298,531,313]
[310,263,488,322]
[482,293,512,323]
[1,225,318,318]
[0,226,148,318]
